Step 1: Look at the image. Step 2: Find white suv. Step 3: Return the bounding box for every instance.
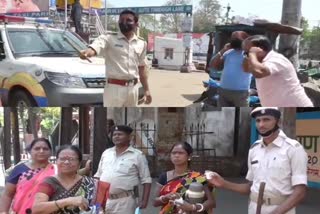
[0,15,105,107]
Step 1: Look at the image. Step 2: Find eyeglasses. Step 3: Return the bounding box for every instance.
[58,157,79,163]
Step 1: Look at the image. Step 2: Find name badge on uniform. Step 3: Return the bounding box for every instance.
[115,44,124,48]
[251,160,258,165]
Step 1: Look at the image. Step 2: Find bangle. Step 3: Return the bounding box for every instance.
[159,195,167,203]
[192,204,197,211]
[196,203,204,212]
[55,200,62,211]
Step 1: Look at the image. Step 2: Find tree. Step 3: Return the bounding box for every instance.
[139,14,160,41]
[279,0,302,69]
[193,0,221,33]
[159,0,191,33]
[300,18,320,60]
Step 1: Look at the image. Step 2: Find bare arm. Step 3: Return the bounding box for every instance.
[270,185,307,214]
[202,184,216,210]
[139,183,152,209]
[153,183,165,207]
[222,180,252,195]
[0,183,16,212]
[210,44,231,71]
[207,172,252,195]
[139,65,152,104]
[242,58,251,73]
[247,52,271,78]
[32,193,89,214]
[78,160,91,176]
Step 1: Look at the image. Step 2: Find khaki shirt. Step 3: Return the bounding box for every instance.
[246,130,307,198]
[90,32,147,80]
[94,146,152,194]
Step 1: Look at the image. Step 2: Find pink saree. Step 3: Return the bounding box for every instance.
[12,163,56,214]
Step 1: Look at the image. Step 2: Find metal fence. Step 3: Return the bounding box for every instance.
[183,123,215,156]
[129,122,157,156]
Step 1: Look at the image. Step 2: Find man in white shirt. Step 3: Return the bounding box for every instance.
[242,35,313,107]
[207,107,308,214]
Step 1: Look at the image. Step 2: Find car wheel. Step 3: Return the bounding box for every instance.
[9,90,38,107]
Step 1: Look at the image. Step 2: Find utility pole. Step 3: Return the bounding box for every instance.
[225,3,231,24]
[279,0,302,69]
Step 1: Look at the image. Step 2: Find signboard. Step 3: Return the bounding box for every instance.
[296,112,320,189]
[0,0,49,14]
[98,5,193,15]
[56,0,102,9]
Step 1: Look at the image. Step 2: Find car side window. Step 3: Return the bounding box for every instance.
[0,30,5,59]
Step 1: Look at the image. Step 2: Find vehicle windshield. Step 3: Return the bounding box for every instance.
[6,28,87,57]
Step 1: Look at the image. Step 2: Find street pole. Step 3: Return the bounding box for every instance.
[279,0,302,69]
[64,0,68,29]
[105,0,107,31]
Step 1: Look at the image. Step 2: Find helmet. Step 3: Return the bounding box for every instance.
[250,107,281,119]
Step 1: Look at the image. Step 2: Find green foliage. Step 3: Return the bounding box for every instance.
[160,0,192,33]
[39,108,61,137]
[300,18,320,60]
[139,14,160,41]
[159,0,221,33]
[193,0,221,32]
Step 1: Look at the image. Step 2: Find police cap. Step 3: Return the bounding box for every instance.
[112,125,133,134]
[250,107,281,119]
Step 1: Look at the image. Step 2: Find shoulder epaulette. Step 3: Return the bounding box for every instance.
[285,138,301,148]
[250,141,261,149]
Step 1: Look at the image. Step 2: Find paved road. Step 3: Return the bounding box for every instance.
[139,69,208,107]
[141,178,320,214]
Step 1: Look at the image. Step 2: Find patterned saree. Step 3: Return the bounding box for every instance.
[12,163,56,214]
[46,176,110,214]
[159,171,207,214]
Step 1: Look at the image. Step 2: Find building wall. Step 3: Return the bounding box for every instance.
[155,37,184,70]
[184,107,236,157]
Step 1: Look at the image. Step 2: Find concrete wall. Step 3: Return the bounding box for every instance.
[107,107,158,156]
[155,37,184,70]
[184,107,236,157]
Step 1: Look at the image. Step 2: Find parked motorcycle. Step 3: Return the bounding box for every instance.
[193,78,260,107]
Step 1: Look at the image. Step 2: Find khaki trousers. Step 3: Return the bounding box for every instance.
[248,201,295,214]
[105,195,137,214]
[103,83,139,107]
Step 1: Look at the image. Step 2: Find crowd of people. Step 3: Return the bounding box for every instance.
[209,31,314,107]
[0,107,308,214]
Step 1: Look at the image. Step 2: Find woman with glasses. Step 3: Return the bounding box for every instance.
[32,145,109,214]
[153,142,215,214]
[0,139,92,214]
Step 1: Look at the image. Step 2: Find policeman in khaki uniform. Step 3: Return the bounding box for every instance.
[94,125,152,214]
[80,10,152,107]
[207,107,308,214]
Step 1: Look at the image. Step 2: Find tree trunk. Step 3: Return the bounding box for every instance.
[3,108,12,169]
[11,108,20,164]
[278,0,302,69]
[91,107,107,175]
[59,108,73,145]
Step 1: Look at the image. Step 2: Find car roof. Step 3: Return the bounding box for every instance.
[0,24,64,31]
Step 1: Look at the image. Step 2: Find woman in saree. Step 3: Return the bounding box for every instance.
[0,138,91,214]
[153,142,215,214]
[0,138,57,213]
[32,145,109,214]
